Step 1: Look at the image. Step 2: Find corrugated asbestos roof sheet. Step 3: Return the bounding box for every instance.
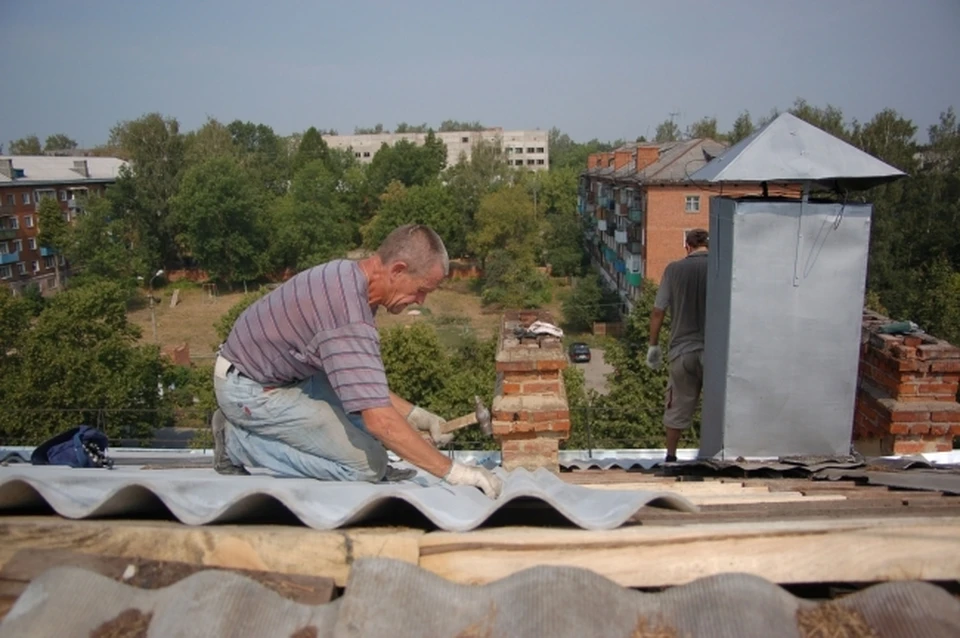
[0,155,127,184]
[2,558,958,638]
[0,464,697,531]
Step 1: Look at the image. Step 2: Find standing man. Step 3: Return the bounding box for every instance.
[210,224,503,499]
[646,228,709,463]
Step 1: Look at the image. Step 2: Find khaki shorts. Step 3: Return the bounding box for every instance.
[663,350,704,430]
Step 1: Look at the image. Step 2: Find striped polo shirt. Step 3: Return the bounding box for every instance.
[219,259,391,414]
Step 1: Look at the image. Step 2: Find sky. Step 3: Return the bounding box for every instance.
[2,0,959,148]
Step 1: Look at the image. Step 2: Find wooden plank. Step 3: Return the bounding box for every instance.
[0,548,336,621]
[0,516,422,588]
[418,516,960,587]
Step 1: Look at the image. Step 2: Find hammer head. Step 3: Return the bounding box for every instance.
[474,395,492,436]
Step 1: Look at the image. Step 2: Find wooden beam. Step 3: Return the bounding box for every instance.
[418,516,960,587]
[0,517,422,587]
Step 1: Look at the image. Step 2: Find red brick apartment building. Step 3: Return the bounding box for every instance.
[0,155,127,294]
[579,140,796,314]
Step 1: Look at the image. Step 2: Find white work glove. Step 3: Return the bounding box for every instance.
[406,405,455,446]
[444,462,504,499]
[646,345,662,370]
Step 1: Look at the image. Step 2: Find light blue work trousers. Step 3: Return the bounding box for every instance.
[212,356,388,482]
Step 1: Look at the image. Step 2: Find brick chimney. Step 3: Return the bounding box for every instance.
[0,159,13,179]
[635,146,660,173]
[853,310,960,455]
[613,150,632,171]
[493,310,570,472]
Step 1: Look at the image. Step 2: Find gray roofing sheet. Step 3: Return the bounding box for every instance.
[0,464,697,532]
[688,112,906,188]
[3,558,958,638]
[0,155,127,184]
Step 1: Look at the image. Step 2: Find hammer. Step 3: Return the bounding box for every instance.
[440,396,493,436]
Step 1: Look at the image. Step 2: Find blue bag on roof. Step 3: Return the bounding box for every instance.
[30,425,113,468]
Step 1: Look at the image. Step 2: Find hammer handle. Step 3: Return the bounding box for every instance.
[441,412,478,434]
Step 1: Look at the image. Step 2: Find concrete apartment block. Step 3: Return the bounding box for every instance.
[854,310,960,455]
[492,310,570,472]
[324,128,549,171]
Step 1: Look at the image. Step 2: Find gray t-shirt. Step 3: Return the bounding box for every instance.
[654,251,708,361]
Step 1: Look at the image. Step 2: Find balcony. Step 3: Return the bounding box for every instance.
[0,228,17,241]
[626,272,642,287]
[615,229,628,244]
[628,207,643,223]
[628,241,643,256]
[40,246,57,257]
[67,199,83,210]
[0,251,19,266]
[597,219,607,232]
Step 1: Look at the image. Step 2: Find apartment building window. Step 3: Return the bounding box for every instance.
[17,262,25,275]
[44,256,55,269]
[36,189,56,201]
[31,260,39,273]
[536,159,545,165]
[363,151,371,157]
[515,159,523,166]
[5,194,13,206]
[354,152,361,158]
[28,238,36,250]
[461,137,469,143]
[0,242,7,254]
[22,193,30,205]
[60,190,67,201]
[685,195,701,213]
[526,147,535,153]
[536,147,544,153]
[514,147,523,153]
[0,265,11,279]
[9,216,18,230]
[25,215,33,228]
[13,239,22,252]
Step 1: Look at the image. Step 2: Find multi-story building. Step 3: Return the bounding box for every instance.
[579,139,794,314]
[0,155,127,294]
[324,128,549,171]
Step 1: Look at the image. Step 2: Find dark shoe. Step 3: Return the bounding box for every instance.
[664,454,678,463]
[212,409,249,475]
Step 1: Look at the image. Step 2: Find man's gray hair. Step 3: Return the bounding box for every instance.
[377,224,450,276]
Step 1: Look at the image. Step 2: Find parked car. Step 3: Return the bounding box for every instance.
[568,342,591,363]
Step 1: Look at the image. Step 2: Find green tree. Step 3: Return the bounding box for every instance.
[788,98,849,139]
[439,120,484,132]
[444,138,514,226]
[43,134,78,152]
[266,160,354,273]
[395,122,429,133]
[66,195,145,284]
[36,196,69,289]
[367,138,446,195]
[470,184,540,264]
[8,135,42,155]
[184,117,238,166]
[107,113,186,268]
[727,111,755,143]
[655,120,680,143]
[0,282,168,444]
[292,126,331,174]
[170,156,267,284]
[362,180,466,255]
[228,120,291,196]
[686,117,721,141]
[355,123,387,134]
